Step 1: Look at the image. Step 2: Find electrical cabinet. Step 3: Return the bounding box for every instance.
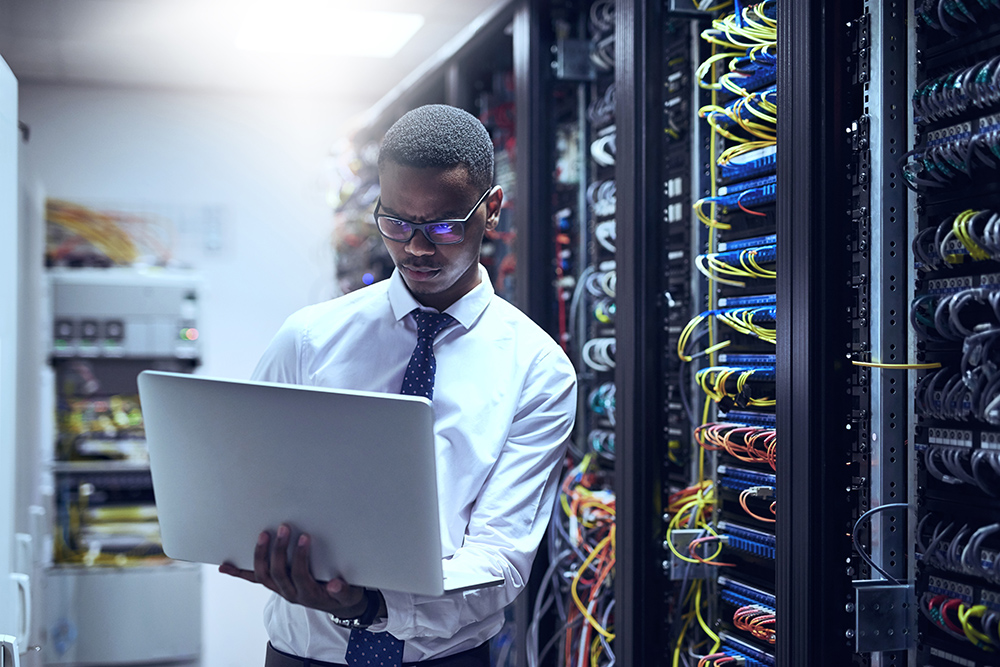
[43,268,202,666]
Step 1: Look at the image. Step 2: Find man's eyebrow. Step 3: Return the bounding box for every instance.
[380,204,466,221]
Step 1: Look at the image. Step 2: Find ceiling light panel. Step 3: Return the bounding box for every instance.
[235,0,424,58]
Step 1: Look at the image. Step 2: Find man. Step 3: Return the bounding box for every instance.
[220,104,577,667]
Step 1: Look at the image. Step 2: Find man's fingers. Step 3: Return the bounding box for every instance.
[290,533,326,602]
[269,524,298,600]
[219,562,257,583]
[253,531,279,593]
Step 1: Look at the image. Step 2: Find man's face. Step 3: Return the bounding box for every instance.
[377,161,502,312]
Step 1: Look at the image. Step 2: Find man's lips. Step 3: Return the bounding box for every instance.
[402,265,441,281]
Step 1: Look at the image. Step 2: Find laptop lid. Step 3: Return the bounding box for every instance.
[138,370,493,597]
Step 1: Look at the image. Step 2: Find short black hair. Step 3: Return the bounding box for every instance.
[378,104,494,192]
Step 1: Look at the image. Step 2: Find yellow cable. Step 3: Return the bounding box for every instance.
[851,361,942,369]
[570,526,616,640]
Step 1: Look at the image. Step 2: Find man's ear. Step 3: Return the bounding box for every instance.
[485,186,504,231]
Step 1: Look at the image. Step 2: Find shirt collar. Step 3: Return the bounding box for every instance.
[388,264,494,329]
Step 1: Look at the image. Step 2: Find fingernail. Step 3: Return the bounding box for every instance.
[258,532,268,545]
[298,534,308,546]
[277,525,289,539]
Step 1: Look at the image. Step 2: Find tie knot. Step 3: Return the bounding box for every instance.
[412,310,455,339]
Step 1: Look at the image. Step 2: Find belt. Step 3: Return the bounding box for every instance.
[265,641,490,667]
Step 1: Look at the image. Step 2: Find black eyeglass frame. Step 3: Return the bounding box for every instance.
[372,188,493,245]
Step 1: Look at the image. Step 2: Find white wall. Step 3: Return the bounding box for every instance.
[19,83,367,667]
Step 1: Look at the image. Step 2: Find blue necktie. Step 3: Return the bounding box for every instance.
[345,309,454,666]
[399,310,455,400]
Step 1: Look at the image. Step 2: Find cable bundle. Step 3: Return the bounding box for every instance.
[696,653,743,667]
[694,175,777,229]
[586,179,617,218]
[700,86,776,144]
[695,366,776,409]
[584,268,617,299]
[913,57,1000,125]
[589,0,615,71]
[588,383,617,426]
[914,364,1000,423]
[733,605,776,644]
[695,421,776,470]
[696,1,777,166]
[678,308,777,362]
[588,85,616,128]
[916,0,1000,35]
[923,444,1000,495]
[901,114,1000,190]
[918,514,1000,583]
[594,220,616,252]
[582,338,616,372]
[695,243,777,286]
[46,199,143,267]
[593,297,616,325]
[909,288,1000,341]
[526,455,615,667]
[590,130,617,167]
[737,486,776,523]
[913,209,1000,270]
[921,592,1000,651]
[588,429,616,460]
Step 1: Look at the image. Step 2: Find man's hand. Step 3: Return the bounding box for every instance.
[218,523,369,618]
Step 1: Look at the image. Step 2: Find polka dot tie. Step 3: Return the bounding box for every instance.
[399,310,455,400]
[345,627,404,666]
[343,310,453,666]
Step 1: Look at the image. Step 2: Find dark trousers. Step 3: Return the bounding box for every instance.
[265,641,491,667]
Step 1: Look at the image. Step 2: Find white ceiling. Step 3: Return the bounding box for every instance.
[0,0,504,104]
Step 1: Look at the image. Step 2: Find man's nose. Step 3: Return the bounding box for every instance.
[405,230,436,256]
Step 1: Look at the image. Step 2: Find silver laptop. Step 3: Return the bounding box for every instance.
[137,370,503,596]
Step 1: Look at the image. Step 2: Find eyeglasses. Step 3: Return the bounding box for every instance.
[373,188,492,245]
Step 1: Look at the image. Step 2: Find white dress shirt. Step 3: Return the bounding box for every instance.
[251,265,577,663]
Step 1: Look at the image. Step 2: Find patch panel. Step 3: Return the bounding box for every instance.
[926,428,975,448]
[718,465,776,488]
[720,146,777,183]
[720,632,776,667]
[719,523,775,560]
[715,305,777,323]
[719,575,777,608]
[717,354,776,366]
[717,294,777,308]
[719,410,776,427]
[719,59,777,99]
[700,244,777,269]
[718,234,777,252]
[717,174,777,197]
[924,275,992,294]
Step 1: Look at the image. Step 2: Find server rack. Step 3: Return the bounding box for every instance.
[906,3,1000,667]
[337,1,1000,665]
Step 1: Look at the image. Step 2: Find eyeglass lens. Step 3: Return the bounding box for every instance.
[377,217,464,244]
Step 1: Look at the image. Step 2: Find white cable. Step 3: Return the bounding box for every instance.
[600,270,616,297]
[586,271,607,297]
[590,134,617,166]
[583,338,616,371]
[595,220,617,253]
